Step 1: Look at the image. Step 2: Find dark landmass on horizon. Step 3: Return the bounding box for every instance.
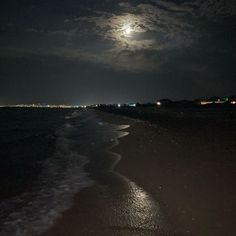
[1,94,236,108]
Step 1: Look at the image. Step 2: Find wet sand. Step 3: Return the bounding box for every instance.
[41,109,236,236]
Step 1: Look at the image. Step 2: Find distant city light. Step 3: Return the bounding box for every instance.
[200,101,213,105]
[129,103,136,107]
[117,104,121,107]
[0,104,80,109]
[156,101,161,106]
[231,101,236,105]
[215,99,225,104]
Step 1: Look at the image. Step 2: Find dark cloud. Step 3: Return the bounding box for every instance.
[0,0,235,104]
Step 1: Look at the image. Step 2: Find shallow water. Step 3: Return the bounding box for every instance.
[0,109,132,236]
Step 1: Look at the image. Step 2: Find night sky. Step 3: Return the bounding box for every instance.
[0,0,235,105]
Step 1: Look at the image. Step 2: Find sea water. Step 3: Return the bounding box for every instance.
[0,108,129,236]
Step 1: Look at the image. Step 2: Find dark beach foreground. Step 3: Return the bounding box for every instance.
[41,107,236,236]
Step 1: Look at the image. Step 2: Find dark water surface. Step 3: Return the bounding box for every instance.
[0,108,72,200]
[0,108,132,235]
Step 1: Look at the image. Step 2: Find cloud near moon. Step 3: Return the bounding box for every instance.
[1,0,233,72]
[0,0,235,103]
[70,4,197,71]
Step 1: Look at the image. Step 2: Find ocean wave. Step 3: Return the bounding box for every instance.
[0,110,130,236]
[0,115,93,236]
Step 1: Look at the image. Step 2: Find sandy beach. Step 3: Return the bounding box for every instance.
[41,108,236,236]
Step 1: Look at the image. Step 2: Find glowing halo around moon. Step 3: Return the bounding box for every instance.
[123,25,133,37]
[125,26,132,35]
[110,15,153,50]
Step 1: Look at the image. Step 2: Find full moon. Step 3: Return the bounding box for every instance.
[125,27,132,35]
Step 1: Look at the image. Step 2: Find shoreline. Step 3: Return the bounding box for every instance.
[41,109,236,236]
[41,111,170,236]
[104,110,236,236]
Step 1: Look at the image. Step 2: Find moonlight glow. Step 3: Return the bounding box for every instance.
[105,14,154,51]
[125,26,132,35]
